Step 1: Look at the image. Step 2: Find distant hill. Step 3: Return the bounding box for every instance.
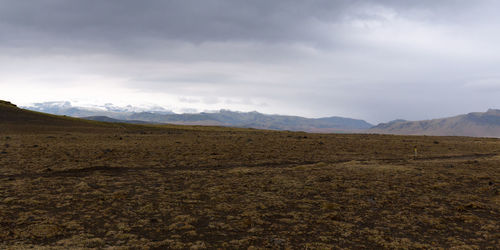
[24,102,373,132]
[82,116,155,124]
[370,109,500,138]
[0,100,114,132]
[125,110,373,132]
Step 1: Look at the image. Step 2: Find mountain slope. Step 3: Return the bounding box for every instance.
[370,109,500,137]
[82,116,155,124]
[24,102,373,132]
[0,100,119,132]
[24,101,174,120]
[101,110,373,132]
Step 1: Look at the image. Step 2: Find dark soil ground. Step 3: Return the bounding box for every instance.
[0,104,499,249]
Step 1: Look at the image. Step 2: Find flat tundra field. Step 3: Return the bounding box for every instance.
[1,121,499,248]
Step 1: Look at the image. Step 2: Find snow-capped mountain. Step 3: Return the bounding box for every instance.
[23,101,174,120]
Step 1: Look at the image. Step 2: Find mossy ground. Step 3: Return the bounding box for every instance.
[0,124,499,248]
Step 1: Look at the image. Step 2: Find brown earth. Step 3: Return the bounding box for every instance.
[0,102,499,249]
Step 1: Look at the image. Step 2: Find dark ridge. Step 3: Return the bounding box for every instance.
[0,100,17,107]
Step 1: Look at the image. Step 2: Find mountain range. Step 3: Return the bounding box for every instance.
[24,101,373,132]
[26,101,174,119]
[369,109,500,138]
[20,101,500,137]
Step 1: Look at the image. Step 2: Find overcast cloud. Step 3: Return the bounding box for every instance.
[1,0,499,123]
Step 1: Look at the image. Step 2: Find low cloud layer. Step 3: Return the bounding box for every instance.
[1,0,499,123]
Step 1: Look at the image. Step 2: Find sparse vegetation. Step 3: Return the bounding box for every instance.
[0,100,17,107]
[0,103,499,248]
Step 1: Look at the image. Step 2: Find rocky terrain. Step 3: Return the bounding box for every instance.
[1,101,499,248]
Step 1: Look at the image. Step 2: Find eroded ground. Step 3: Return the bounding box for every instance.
[0,127,499,249]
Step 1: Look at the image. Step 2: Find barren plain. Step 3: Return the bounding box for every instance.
[0,103,499,249]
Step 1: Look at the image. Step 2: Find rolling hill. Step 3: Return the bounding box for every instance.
[0,100,146,134]
[0,100,97,130]
[370,109,500,137]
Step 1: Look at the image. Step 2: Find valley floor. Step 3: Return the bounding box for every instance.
[0,126,499,248]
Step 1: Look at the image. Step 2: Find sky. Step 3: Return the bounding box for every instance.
[1,0,499,124]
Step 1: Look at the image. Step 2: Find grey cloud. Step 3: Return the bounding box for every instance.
[0,0,342,49]
[0,0,481,52]
[202,96,220,105]
[179,97,200,104]
[1,0,500,124]
[463,78,500,92]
